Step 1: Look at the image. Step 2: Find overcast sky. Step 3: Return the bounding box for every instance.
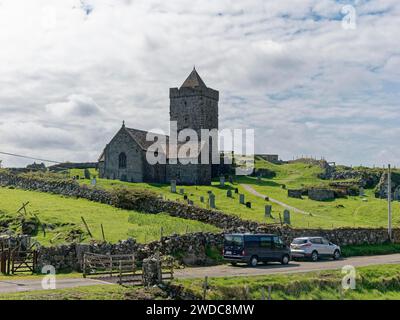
[0,0,399,167]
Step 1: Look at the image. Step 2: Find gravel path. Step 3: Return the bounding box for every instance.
[241,184,311,216]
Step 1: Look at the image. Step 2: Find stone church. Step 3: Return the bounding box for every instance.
[98,68,219,185]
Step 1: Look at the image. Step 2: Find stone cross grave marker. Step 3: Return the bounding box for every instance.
[265,205,272,218]
[171,180,177,193]
[220,176,225,187]
[239,194,245,204]
[209,193,216,209]
[283,209,291,225]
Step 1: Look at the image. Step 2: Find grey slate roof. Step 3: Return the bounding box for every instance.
[180,68,207,88]
[125,127,169,151]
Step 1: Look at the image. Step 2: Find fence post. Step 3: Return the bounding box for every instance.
[202,276,208,300]
[261,287,265,300]
[118,261,122,285]
[109,256,113,277]
[244,285,249,300]
[83,254,87,278]
[268,286,272,301]
[101,224,106,242]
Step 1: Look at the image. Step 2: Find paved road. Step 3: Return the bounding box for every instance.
[241,184,311,216]
[0,277,111,294]
[1,254,399,294]
[174,253,400,279]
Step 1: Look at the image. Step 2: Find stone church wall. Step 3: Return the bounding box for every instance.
[102,129,144,182]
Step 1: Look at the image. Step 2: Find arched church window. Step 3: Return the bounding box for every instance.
[119,152,127,169]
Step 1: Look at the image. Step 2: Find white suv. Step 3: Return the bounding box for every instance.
[290,237,341,262]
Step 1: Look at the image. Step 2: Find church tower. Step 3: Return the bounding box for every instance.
[169,68,219,137]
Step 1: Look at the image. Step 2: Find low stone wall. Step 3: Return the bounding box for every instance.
[36,227,400,272]
[287,189,302,199]
[38,232,223,271]
[308,188,335,201]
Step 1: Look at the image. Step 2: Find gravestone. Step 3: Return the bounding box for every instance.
[239,194,245,204]
[227,189,232,198]
[265,205,272,218]
[234,188,239,194]
[200,196,204,203]
[170,180,177,193]
[91,178,97,186]
[359,187,365,197]
[283,210,291,225]
[209,193,216,209]
[220,176,225,187]
[180,188,185,195]
[184,195,188,200]
[246,202,251,208]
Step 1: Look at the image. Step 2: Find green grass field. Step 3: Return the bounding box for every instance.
[1,264,399,300]
[0,187,219,245]
[174,264,400,300]
[71,160,397,229]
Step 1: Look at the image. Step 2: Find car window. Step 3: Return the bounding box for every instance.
[321,238,330,245]
[292,239,308,244]
[260,236,272,248]
[310,238,322,244]
[273,236,284,248]
[224,235,243,246]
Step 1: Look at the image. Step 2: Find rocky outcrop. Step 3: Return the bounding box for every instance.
[375,172,400,199]
[288,189,303,199]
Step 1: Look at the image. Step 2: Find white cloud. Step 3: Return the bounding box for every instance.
[0,0,399,167]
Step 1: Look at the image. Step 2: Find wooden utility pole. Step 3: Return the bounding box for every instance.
[388,164,392,242]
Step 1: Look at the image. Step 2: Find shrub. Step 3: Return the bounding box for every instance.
[110,187,158,210]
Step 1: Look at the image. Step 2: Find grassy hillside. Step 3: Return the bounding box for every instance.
[68,162,397,229]
[0,187,219,245]
[239,158,398,228]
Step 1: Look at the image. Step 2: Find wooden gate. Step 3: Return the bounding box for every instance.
[83,253,141,283]
[82,253,174,285]
[11,250,38,274]
[0,235,37,275]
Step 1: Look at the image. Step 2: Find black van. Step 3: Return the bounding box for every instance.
[223,233,291,267]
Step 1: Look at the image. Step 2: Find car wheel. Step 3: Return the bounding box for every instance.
[249,256,258,267]
[281,254,290,265]
[333,250,341,260]
[311,251,318,262]
[230,262,237,266]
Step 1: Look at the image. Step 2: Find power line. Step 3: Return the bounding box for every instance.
[0,151,62,164]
